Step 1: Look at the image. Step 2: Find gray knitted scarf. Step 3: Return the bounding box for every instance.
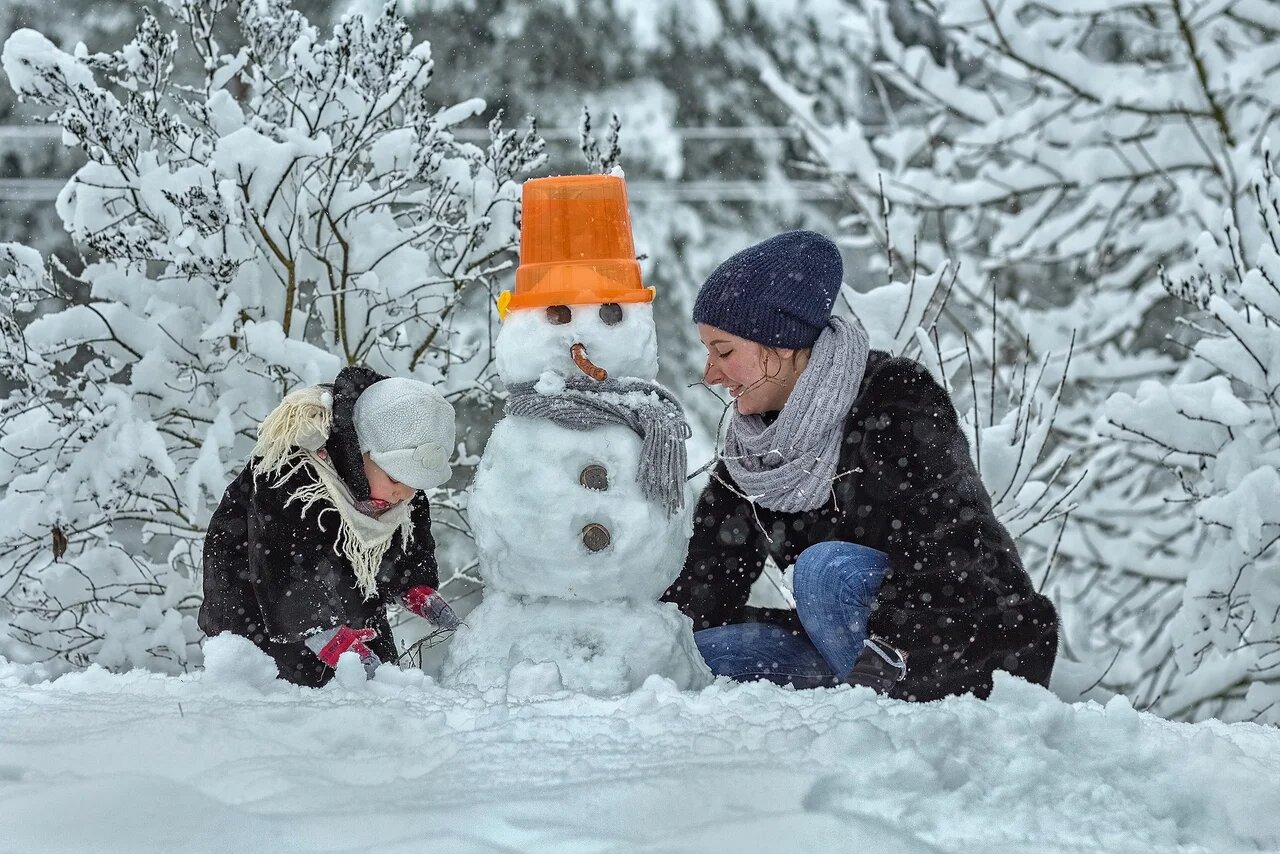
[505,376,691,515]
[723,316,870,513]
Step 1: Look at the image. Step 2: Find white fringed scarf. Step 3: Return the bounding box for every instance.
[250,386,414,599]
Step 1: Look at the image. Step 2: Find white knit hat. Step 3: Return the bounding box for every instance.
[353,378,456,490]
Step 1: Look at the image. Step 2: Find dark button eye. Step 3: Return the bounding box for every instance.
[582,522,611,552]
[599,303,623,325]
[579,464,609,491]
[546,305,572,325]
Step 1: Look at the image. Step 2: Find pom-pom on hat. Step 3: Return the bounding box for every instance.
[498,174,655,319]
[353,378,456,490]
[692,230,843,349]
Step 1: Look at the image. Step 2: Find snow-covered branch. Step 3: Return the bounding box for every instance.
[1101,154,1280,723]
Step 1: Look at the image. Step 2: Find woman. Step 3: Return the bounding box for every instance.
[662,231,1058,701]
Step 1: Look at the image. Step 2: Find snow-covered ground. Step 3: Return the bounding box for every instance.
[2,638,1278,854]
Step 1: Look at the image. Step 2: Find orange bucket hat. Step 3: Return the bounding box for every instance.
[498,174,654,319]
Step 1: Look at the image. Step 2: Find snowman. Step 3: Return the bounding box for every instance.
[441,175,712,696]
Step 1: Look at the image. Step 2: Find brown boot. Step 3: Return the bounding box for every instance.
[843,637,907,694]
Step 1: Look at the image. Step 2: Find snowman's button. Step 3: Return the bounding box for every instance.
[579,464,609,491]
[581,523,611,553]
[599,303,623,325]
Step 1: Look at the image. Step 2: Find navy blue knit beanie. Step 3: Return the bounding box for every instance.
[692,230,842,348]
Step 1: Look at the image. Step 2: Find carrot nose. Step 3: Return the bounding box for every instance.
[571,343,608,381]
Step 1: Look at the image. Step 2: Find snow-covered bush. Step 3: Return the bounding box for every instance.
[1103,155,1280,723]
[0,0,543,672]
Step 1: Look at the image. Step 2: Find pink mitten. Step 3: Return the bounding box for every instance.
[402,586,462,632]
[305,625,379,669]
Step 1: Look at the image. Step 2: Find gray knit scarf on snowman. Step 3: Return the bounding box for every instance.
[505,376,691,516]
[722,315,870,513]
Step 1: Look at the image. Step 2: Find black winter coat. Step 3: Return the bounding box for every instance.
[662,351,1058,702]
[199,368,439,687]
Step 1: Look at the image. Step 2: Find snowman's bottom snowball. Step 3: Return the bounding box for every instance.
[441,593,712,696]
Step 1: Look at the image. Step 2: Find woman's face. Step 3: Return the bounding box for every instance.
[698,324,808,416]
[362,453,416,512]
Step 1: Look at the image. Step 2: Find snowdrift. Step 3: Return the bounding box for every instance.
[2,638,1278,853]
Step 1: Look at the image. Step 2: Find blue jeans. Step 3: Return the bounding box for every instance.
[693,541,889,688]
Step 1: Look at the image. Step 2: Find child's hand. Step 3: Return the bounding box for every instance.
[304,625,379,669]
[402,585,462,632]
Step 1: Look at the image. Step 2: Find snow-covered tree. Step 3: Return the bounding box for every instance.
[1103,153,1280,723]
[762,0,1276,296]
[753,0,1276,435]
[0,0,543,672]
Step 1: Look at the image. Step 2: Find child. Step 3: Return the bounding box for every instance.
[200,367,461,686]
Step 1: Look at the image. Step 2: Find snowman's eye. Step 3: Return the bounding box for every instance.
[599,303,623,326]
[545,305,572,325]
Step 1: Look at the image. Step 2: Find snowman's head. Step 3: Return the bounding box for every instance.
[495,301,659,385]
[502,174,659,384]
